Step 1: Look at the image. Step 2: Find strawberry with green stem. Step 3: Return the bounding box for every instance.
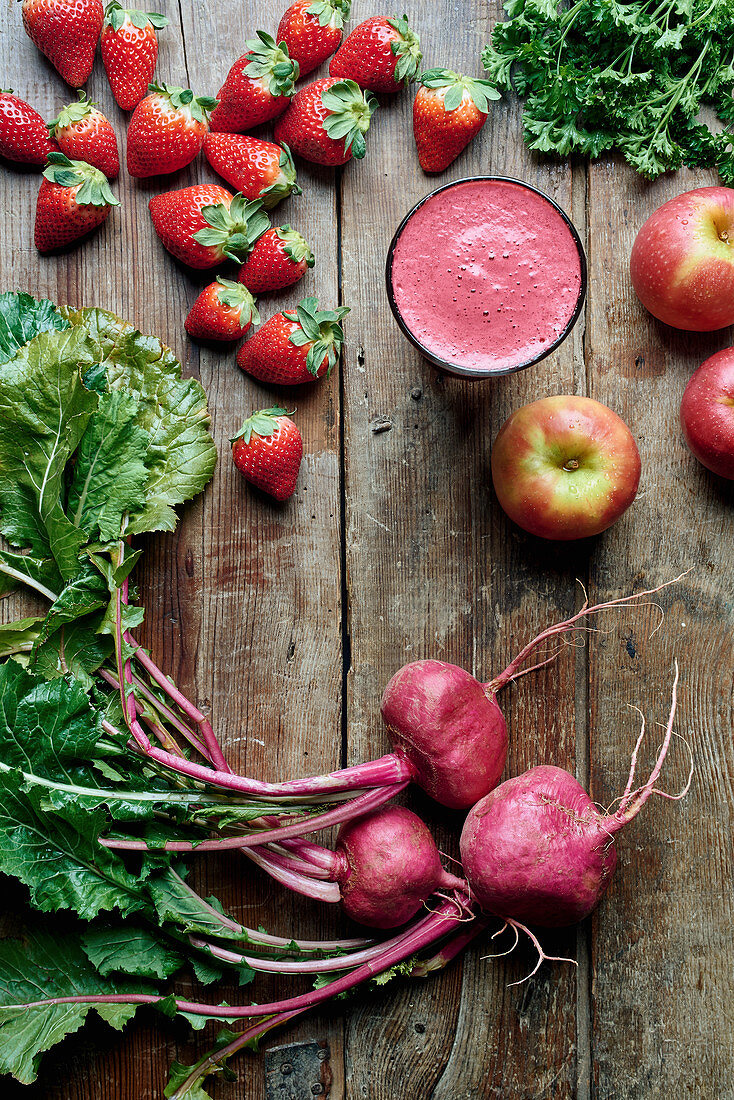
[185,278,260,341]
[210,32,299,134]
[203,134,301,209]
[22,0,104,88]
[34,151,119,252]
[329,15,422,93]
[238,226,314,294]
[413,69,500,173]
[231,408,304,501]
[236,296,349,386]
[149,185,270,269]
[0,90,57,165]
[277,0,352,78]
[274,77,377,166]
[47,91,120,179]
[101,3,169,111]
[127,83,218,178]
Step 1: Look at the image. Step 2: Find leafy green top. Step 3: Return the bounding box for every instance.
[275,225,315,267]
[104,2,169,31]
[284,297,351,376]
[47,91,97,135]
[230,407,291,446]
[42,153,120,207]
[147,83,219,124]
[243,31,300,96]
[482,0,734,181]
[321,79,378,159]
[419,69,501,113]
[0,295,217,605]
[260,143,301,208]
[213,277,260,325]
[193,194,270,263]
[306,0,351,28]
[388,16,423,85]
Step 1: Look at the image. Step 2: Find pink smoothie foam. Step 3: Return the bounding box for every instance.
[390,179,583,373]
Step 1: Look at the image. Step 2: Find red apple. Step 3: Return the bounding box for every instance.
[680,348,734,479]
[491,396,641,540]
[630,186,734,331]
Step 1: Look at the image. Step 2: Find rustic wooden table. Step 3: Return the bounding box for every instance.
[2,0,733,1097]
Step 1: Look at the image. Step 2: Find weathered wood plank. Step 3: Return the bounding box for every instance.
[585,161,734,1099]
[339,1,586,1096]
[1,0,345,1095]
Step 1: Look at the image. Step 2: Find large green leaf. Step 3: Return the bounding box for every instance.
[0,326,99,578]
[0,929,146,1084]
[82,925,186,981]
[67,390,150,542]
[0,768,149,920]
[0,661,101,778]
[62,308,218,535]
[0,291,69,366]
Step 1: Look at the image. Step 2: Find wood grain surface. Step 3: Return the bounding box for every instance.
[0,0,732,1097]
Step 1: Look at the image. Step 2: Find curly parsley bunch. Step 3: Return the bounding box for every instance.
[483,0,734,180]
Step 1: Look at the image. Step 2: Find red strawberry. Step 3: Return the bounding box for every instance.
[329,16,422,93]
[101,3,169,111]
[210,32,299,134]
[47,91,120,179]
[185,277,259,341]
[231,407,303,502]
[127,83,218,177]
[238,226,314,294]
[274,77,376,166]
[34,151,119,252]
[413,70,499,173]
[0,91,57,165]
[22,0,103,88]
[203,134,301,210]
[149,186,270,269]
[237,296,349,386]
[277,0,351,78]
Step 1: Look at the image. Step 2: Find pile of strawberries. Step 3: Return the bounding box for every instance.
[2,0,498,501]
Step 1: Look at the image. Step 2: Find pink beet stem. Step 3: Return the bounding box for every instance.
[486,575,687,692]
[131,642,231,772]
[409,917,491,976]
[272,836,339,874]
[99,782,411,852]
[18,895,474,1019]
[244,847,342,903]
[172,912,490,1099]
[167,1011,304,1100]
[113,574,151,756]
[99,666,210,760]
[165,869,371,951]
[143,744,412,799]
[189,911,441,974]
[611,661,684,827]
[255,843,336,879]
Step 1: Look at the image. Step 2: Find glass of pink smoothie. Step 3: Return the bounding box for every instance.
[386,176,586,378]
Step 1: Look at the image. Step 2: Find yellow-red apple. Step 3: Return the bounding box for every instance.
[630,186,734,331]
[491,396,641,540]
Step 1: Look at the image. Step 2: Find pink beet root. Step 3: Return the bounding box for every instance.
[460,665,686,929]
[381,660,508,809]
[335,805,464,929]
[460,765,617,926]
